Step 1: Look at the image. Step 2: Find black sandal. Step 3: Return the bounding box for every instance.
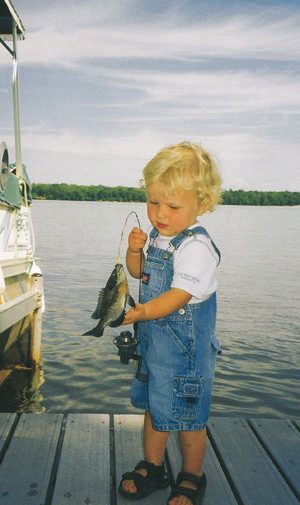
[118,460,169,500]
[167,471,207,505]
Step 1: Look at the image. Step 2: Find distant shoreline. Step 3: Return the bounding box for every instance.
[31,184,300,207]
[32,200,300,208]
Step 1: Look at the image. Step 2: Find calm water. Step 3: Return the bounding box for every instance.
[1,201,299,416]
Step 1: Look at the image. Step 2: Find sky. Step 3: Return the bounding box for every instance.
[1,0,300,191]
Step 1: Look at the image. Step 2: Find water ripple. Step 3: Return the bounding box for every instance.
[1,202,299,416]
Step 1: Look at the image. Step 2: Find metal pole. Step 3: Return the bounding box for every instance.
[12,19,22,177]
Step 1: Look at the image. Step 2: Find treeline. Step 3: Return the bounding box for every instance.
[32,183,146,202]
[222,189,299,206]
[31,183,300,206]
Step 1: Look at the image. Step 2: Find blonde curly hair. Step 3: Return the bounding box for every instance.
[142,141,222,212]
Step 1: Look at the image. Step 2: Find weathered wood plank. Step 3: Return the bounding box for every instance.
[0,413,63,505]
[0,414,299,505]
[0,413,16,453]
[51,414,110,505]
[249,418,300,498]
[208,418,299,505]
[114,414,171,505]
[167,431,238,505]
[293,419,300,431]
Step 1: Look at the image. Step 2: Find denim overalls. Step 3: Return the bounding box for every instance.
[131,226,221,431]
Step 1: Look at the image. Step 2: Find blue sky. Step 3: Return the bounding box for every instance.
[1,0,300,190]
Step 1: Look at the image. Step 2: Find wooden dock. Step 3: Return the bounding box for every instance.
[0,414,299,505]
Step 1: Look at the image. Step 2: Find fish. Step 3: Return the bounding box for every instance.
[82,263,135,337]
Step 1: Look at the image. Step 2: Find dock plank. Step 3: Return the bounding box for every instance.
[167,431,238,505]
[0,413,63,505]
[293,419,300,431]
[0,414,299,505]
[114,414,171,505]
[0,413,16,453]
[51,413,110,505]
[208,417,299,505]
[249,418,300,499]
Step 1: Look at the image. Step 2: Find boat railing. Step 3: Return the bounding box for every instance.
[0,0,25,179]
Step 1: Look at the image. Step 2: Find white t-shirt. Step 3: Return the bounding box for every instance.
[151,221,219,303]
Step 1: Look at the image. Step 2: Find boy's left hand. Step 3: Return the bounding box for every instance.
[122,303,146,325]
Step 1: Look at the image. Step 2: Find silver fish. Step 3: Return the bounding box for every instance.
[83,263,135,337]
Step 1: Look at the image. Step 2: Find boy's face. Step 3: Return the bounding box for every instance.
[147,182,202,236]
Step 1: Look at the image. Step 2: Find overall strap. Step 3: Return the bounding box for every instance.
[149,227,159,243]
[170,226,221,264]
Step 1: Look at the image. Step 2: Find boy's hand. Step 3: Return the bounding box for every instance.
[128,227,147,253]
[122,303,147,325]
[123,289,192,324]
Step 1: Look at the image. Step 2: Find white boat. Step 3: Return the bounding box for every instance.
[0,0,44,386]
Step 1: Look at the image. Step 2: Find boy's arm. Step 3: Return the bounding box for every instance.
[126,248,145,278]
[123,288,192,324]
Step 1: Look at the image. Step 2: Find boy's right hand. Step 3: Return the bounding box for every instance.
[128,227,147,252]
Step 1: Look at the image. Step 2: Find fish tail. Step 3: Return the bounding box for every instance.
[82,323,104,337]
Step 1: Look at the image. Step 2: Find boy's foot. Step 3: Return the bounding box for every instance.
[167,472,207,505]
[119,460,169,499]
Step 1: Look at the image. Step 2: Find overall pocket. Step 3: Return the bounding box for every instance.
[172,376,204,420]
[166,320,194,360]
[142,256,165,297]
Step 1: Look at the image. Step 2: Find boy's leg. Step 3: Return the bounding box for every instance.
[121,411,169,494]
[144,410,169,463]
[168,429,207,505]
[180,428,206,474]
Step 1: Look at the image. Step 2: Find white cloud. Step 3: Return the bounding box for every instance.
[3,127,299,191]
[9,5,300,67]
[1,1,299,191]
[88,66,300,116]
[20,129,160,158]
[201,133,300,191]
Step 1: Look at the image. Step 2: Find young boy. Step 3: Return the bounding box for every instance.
[119,141,222,505]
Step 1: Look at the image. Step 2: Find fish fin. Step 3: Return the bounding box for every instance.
[127,294,136,308]
[91,289,105,319]
[109,310,125,327]
[82,321,104,337]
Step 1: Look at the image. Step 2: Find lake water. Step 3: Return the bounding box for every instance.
[1,201,299,417]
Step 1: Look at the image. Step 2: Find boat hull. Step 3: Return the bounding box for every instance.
[0,202,44,383]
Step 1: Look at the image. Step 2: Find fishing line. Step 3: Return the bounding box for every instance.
[117,210,144,308]
[116,210,141,263]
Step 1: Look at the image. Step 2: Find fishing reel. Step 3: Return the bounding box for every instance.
[113,331,139,364]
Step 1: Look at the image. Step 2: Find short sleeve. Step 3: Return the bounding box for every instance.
[171,238,218,300]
